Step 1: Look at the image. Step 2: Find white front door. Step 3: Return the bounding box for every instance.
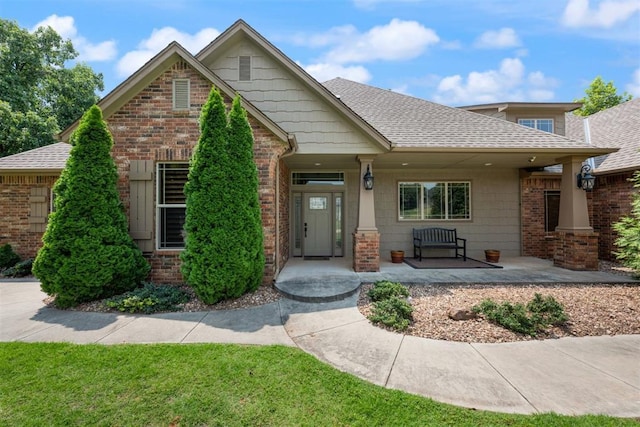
[303,193,333,256]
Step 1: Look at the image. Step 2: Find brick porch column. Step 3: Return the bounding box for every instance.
[554,156,599,270]
[353,156,379,272]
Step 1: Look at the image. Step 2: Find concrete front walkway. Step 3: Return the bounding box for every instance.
[1,276,639,418]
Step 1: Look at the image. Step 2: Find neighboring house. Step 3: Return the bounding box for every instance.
[0,20,616,286]
[464,99,640,261]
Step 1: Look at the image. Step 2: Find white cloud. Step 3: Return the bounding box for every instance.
[562,0,640,28]
[433,58,558,105]
[627,68,640,96]
[116,27,220,77]
[312,19,439,64]
[474,28,521,49]
[33,15,116,62]
[302,62,372,83]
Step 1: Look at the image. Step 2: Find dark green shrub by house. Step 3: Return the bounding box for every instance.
[181,88,265,304]
[0,243,20,270]
[613,171,640,277]
[33,106,150,308]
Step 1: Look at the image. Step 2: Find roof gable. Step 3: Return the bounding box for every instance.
[196,20,390,154]
[58,41,292,147]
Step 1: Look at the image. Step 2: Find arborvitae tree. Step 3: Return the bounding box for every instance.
[181,88,265,304]
[613,171,640,277]
[181,88,233,303]
[227,95,265,293]
[33,105,150,308]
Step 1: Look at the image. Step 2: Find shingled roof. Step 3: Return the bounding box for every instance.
[0,142,70,173]
[322,77,598,150]
[565,98,640,174]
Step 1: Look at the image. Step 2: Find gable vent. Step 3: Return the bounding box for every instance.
[173,79,190,110]
[239,56,251,81]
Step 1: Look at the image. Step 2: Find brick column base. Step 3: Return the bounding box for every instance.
[353,231,380,272]
[553,231,599,271]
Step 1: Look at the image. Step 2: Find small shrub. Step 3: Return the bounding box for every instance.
[105,283,190,314]
[473,293,567,336]
[0,244,20,270]
[368,296,414,331]
[1,258,32,277]
[367,280,410,302]
[527,293,568,327]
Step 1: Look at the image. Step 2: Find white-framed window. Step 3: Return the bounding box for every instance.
[172,79,190,110]
[157,163,189,249]
[518,118,553,133]
[399,182,471,220]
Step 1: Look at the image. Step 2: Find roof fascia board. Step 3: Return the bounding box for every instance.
[196,20,391,152]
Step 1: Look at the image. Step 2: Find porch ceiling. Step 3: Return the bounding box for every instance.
[283,149,611,171]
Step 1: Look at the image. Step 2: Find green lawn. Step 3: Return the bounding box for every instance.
[0,342,633,426]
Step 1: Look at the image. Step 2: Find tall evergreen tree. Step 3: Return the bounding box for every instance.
[181,88,265,304]
[227,95,265,292]
[33,106,150,308]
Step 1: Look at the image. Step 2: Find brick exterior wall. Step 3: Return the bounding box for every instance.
[1,60,290,285]
[104,60,289,284]
[520,175,561,259]
[277,160,291,274]
[553,230,599,270]
[521,171,635,263]
[591,172,635,260]
[352,231,380,272]
[0,175,58,259]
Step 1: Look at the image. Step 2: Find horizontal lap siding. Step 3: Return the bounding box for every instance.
[373,169,520,260]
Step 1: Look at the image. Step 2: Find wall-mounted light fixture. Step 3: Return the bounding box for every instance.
[576,164,595,191]
[363,164,374,190]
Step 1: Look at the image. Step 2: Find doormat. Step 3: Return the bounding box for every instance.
[304,256,330,261]
[403,257,503,269]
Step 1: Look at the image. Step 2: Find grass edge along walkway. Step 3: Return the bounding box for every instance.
[0,342,634,426]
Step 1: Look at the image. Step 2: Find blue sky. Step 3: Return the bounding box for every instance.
[2,0,639,106]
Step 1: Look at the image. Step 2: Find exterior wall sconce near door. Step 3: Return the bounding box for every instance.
[363,164,374,190]
[576,164,596,191]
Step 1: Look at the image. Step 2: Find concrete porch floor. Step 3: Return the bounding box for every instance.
[274,256,636,302]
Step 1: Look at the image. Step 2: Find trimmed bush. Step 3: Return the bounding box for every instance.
[1,259,32,277]
[366,281,413,331]
[32,105,150,308]
[104,284,190,314]
[473,293,567,336]
[367,280,410,302]
[0,244,20,270]
[181,88,264,304]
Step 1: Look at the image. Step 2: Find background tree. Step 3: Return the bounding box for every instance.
[574,76,632,116]
[181,88,264,304]
[613,171,640,277]
[0,19,103,157]
[33,105,150,308]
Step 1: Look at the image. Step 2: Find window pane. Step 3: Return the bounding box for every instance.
[292,172,344,186]
[448,183,470,219]
[545,190,560,232]
[399,183,421,219]
[538,119,553,133]
[335,195,342,251]
[159,164,188,204]
[424,183,445,219]
[160,207,186,248]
